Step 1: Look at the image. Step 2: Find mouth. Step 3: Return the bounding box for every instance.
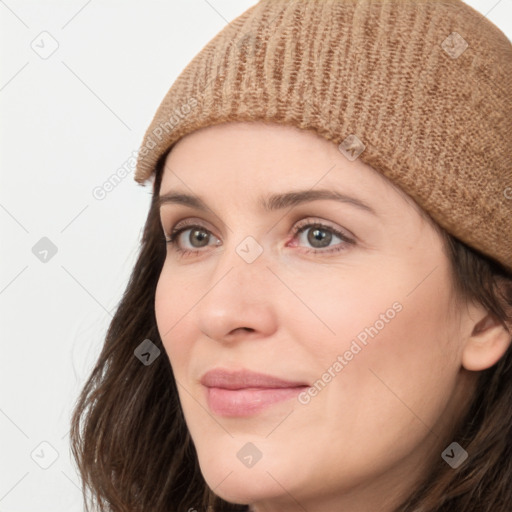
[200,368,310,417]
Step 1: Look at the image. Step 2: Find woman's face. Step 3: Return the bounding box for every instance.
[154,121,477,511]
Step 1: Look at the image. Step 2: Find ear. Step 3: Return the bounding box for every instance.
[461,280,512,371]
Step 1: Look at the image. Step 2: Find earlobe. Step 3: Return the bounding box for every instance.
[461,312,512,371]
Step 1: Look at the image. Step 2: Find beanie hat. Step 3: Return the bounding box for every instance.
[133,0,512,275]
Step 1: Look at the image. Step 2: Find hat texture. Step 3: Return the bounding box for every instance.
[134,0,512,275]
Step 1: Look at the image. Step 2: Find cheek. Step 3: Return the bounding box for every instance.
[154,269,196,375]
[280,272,459,490]
[322,259,458,372]
[311,264,459,440]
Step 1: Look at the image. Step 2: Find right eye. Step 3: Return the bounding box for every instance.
[165,224,221,257]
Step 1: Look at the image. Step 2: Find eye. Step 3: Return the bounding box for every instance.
[291,220,355,254]
[164,220,220,257]
[164,218,355,257]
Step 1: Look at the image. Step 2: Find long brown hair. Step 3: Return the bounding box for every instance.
[70,157,512,512]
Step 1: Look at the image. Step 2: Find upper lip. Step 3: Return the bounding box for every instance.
[200,368,309,389]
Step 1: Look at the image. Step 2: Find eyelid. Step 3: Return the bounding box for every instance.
[164,216,218,236]
[292,217,355,240]
[163,214,353,236]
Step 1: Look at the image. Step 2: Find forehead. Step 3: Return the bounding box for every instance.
[161,121,372,190]
[163,121,336,171]
[158,121,434,227]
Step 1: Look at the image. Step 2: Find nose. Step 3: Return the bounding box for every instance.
[194,240,279,344]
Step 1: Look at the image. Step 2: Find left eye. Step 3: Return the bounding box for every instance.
[293,222,354,252]
[165,221,355,256]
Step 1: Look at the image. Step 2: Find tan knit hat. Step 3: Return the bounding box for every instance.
[133,0,512,275]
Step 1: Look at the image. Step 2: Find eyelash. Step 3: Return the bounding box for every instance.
[164,218,355,258]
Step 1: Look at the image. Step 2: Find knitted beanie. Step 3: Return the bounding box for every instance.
[133,0,512,275]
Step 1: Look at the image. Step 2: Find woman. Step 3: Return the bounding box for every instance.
[70,1,512,511]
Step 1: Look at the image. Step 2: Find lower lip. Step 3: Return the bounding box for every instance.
[204,386,307,417]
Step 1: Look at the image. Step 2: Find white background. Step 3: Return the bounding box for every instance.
[1,1,511,510]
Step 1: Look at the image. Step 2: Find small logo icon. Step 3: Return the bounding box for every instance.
[134,339,161,366]
[30,441,59,469]
[441,441,468,468]
[235,32,257,58]
[237,442,263,468]
[236,236,263,264]
[441,32,468,59]
[31,31,59,60]
[338,134,366,161]
[32,237,58,263]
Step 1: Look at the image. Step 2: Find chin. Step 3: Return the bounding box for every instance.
[197,453,290,505]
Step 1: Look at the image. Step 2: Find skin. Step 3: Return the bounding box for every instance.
[154,121,511,512]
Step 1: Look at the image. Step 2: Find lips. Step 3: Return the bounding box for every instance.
[200,369,309,417]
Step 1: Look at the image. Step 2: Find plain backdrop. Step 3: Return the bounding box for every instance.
[1,1,511,510]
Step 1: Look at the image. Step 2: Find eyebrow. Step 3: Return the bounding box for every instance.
[156,189,377,216]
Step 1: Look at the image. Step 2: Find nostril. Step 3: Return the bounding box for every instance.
[234,327,254,334]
